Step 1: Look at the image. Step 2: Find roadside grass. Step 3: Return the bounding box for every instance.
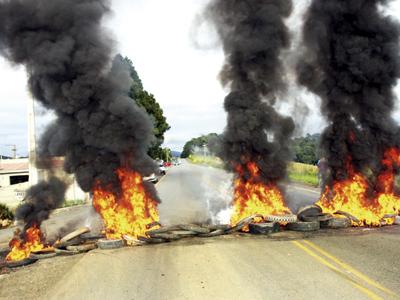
[188,154,224,169]
[62,199,86,208]
[189,154,319,187]
[288,162,319,187]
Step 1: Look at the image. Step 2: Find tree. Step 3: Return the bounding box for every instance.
[119,55,171,159]
[181,133,220,158]
[292,134,320,165]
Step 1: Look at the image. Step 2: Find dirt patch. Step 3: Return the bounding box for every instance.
[0,254,84,300]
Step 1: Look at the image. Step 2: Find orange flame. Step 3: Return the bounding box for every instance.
[230,162,291,227]
[6,225,52,262]
[93,168,159,239]
[317,150,400,226]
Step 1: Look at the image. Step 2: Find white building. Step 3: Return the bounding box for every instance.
[0,158,30,208]
[0,157,88,208]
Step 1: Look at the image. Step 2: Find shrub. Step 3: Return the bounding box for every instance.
[0,203,14,220]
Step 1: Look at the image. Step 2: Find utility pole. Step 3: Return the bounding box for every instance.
[10,144,16,159]
[28,94,39,187]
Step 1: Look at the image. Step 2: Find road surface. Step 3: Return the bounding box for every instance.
[0,161,399,300]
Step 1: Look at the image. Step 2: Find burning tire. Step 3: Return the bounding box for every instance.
[287,220,320,232]
[97,239,124,250]
[334,211,359,224]
[265,214,297,223]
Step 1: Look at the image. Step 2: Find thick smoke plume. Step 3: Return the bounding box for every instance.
[0,0,158,229]
[205,0,295,184]
[298,0,400,185]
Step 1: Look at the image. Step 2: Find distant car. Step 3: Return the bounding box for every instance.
[143,173,158,184]
[156,161,167,175]
[159,165,166,175]
[164,162,172,167]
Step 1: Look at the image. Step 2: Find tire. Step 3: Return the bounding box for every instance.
[249,222,280,234]
[54,248,79,256]
[287,220,320,232]
[204,224,231,231]
[96,239,124,250]
[138,236,167,244]
[178,224,210,234]
[320,217,351,229]
[147,225,181,235]
[302,213,333,222]
[29,252,57,260]
[169,230,198,238]
[297,205,323,219]
[334,211,359,224]
[148,233,181,241]
[6,258,37,268]
[66,243,97,253]
[198,229,226,237]
[265,214,297,223]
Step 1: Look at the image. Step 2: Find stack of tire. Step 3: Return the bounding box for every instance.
[291,205,351,231]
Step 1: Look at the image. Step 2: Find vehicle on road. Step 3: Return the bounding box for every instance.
[156,160,167,175]
[143,173,158,184]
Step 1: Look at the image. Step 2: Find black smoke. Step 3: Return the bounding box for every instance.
[0,0,159,230]
[297,0,400,186]
[205,0,295,184]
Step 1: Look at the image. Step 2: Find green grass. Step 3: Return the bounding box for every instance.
[62,199,86,208]
[288,162,319,187]
[188,155,319,187]
[188,155,224,169]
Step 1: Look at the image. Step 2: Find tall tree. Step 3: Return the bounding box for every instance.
[118,55,171,159]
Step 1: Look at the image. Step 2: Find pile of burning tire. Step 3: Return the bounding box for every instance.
[1,207,399,269]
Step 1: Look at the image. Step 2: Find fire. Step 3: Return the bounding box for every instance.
[317,150,400,226]
[6,225,51,262]
[230,162,291,227]
[93,168,159,240]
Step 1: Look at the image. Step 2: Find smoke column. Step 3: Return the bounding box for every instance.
[0,0,158,231]
[297,0,400,185]
[205,0,295,185]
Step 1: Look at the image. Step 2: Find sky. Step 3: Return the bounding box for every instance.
[1,0,400,156]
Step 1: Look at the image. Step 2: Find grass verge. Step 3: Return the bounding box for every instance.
[189,155,319,187]
[62,199,86,208]
[188,155,224,169]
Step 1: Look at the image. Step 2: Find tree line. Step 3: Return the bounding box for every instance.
[181,133,321,165]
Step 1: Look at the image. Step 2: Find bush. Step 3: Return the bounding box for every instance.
[0,203,14,220]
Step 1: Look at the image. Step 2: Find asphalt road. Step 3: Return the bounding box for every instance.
[1,161,399,300]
